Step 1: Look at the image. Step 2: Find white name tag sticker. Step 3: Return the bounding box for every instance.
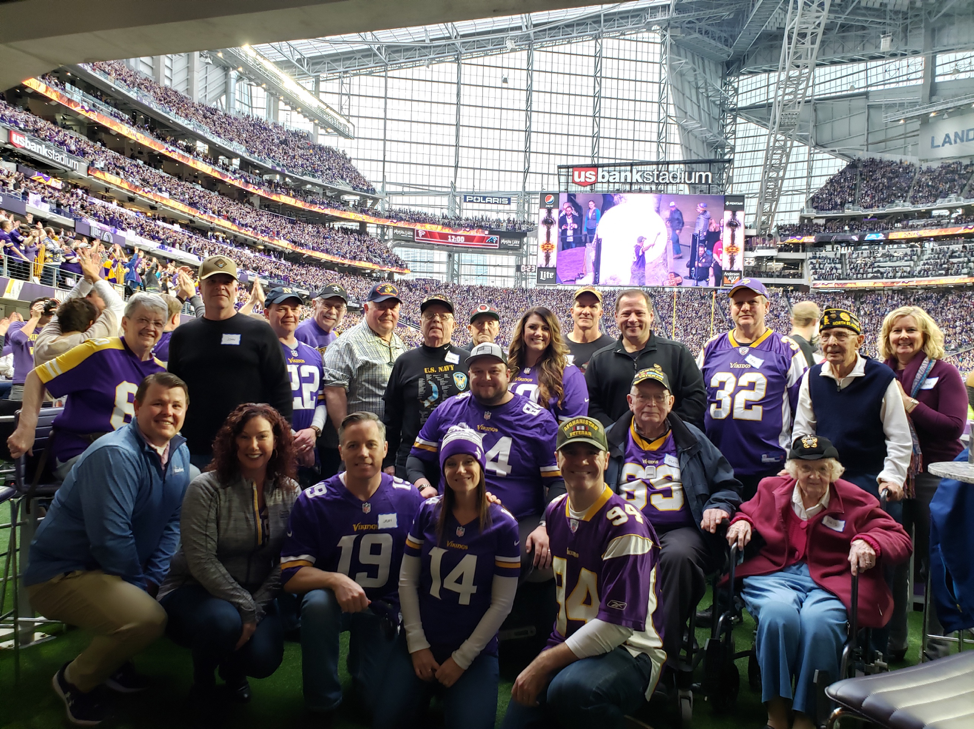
[822,516,845,532]
[378,513,398,530]
[920,377,939,390]
[221,333,241,346]
[745,354,765,369]
[664,454,680,468]
[445,351,460,364]
[566,354,575,365]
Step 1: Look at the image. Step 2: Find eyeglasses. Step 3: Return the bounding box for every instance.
[134,317,165,329]
[422,312,454,322]
[633,393,669,403]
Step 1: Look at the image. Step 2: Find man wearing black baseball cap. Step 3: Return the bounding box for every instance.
[323,281,407,441]
[295,283,347,356]
[383,294,469,478]
[468,303,501,346]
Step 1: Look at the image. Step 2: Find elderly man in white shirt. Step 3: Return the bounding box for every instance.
[791,307,911,512]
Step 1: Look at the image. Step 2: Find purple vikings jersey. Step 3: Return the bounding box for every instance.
[281,340,324,432]
[404,498,520,663]
[410,392,561,520]
[36,338,165,463]
[697,330,807,476]
[294,318,337,358]
[152,331,173,363]
[620,426,695,532]
[8,321,38,385]
[545,488,666,693]
[508,363,590,423]
[280,472,424,605]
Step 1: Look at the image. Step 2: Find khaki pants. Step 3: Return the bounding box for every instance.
[27,570,167,692]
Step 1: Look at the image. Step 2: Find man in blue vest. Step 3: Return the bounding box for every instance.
[792,308,911,510]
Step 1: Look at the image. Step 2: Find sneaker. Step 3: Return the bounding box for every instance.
[104,661,150,693]
[52,663,108,726]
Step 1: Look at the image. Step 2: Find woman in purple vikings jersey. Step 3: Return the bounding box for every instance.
[508,307,589,423]
[375,425,520,729]
[159,404,299,709]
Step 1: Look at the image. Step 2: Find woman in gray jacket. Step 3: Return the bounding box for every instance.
[159,403,299,709]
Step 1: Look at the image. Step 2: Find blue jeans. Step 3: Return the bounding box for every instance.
[502,647,654,729]
[161,585,284,687]
[372,633,499,729]
[300,588,398,715]
[742,564,847,716]
[670,229,682,256]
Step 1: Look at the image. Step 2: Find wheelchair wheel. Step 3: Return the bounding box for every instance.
[748,651,761,690]
[711,662,739,714]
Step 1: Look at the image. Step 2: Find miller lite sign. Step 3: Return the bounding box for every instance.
[572,167,598,187]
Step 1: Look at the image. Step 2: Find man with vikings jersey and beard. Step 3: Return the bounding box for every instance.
[697,279,807,501]
[264,287,326,482]
[281,412,424,723]
[605,366,740,675]
[408,342,563,576]
[503,417,665,729]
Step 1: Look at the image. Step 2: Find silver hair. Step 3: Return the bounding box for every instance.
[784,458,845,482]
[124,293,169,320]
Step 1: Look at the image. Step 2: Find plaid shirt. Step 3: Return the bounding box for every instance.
[324,320,407,420]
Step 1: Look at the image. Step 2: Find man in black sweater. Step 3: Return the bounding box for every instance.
[382,294,468,479]
[585,289,706,429]
[167,256,292,468]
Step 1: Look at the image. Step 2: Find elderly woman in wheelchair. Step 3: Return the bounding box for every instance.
[725,436,911,729]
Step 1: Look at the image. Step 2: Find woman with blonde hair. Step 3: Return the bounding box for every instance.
[507,306,588,422]
[878,305,966,661]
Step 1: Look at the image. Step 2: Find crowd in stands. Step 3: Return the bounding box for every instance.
[807,239,974,281]
[808,157,974,212]
[0,99,407,270]
[61,67,533,233]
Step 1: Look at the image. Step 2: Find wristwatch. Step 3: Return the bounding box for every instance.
[907,397,919,411]
[310,425,322,438]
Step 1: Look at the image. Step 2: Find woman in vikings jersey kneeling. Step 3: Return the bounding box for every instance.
[374,425,520,729]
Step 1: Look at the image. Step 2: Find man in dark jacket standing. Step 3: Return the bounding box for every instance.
[605,366,741,673]
[667,201,684,259]
[585,289,706,429]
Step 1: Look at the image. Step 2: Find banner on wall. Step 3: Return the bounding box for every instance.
[919,109,974,161]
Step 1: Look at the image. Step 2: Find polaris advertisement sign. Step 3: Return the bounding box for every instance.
[462,194,512,205]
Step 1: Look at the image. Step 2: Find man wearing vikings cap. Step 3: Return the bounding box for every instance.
[324,282,407,430]
[792,308,911,508]
[468,304,501,346]
[263,287,326,481]
[606,366,740,674]
[503,416,665,729]
[281,412,424,721]
[408,342,563,575]
[383,294,469,479]
[697,278,808,501]
[375,425,520,729]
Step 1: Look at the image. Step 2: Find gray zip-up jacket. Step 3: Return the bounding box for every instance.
[158,471,299,622]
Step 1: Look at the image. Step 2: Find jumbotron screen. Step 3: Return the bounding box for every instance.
[535,192,744,287]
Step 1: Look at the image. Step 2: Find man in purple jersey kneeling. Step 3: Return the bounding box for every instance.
[504,416,666,729]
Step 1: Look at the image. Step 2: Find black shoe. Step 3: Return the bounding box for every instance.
[695,604,713,624]
[104,661,150,693]
[222,675,251,704]
[887,646,908,662]
[53,663,109,726]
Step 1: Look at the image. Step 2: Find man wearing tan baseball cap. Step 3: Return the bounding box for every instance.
[566,286,614,373]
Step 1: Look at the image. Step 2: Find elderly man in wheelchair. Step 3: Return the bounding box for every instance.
[725,436,911,729]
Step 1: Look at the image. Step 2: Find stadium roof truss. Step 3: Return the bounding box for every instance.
[236,0,972,229]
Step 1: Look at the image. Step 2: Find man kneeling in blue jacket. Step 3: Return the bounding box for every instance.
[24,372,192,726]
[605,366,741,678]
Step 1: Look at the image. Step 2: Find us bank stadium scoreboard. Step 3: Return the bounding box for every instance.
[538,159,742,288]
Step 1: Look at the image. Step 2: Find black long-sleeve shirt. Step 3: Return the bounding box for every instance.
[585,332,707,430]
[168,313,292,456]
[382,342,469,475]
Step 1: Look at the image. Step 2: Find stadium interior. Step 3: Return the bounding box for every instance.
[2,0,974,728]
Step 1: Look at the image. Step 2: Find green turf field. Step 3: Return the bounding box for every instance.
[1,575,936,729]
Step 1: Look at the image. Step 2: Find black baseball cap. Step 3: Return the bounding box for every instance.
[265,287,305,306]
[632,365,671,393]
[368,282,401,303]
[316,284,348,302]
[470,304,500,324]
[421,294,455,314]
[788,435,840,461]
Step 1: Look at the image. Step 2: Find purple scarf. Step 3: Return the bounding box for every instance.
[885,353,935,498]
